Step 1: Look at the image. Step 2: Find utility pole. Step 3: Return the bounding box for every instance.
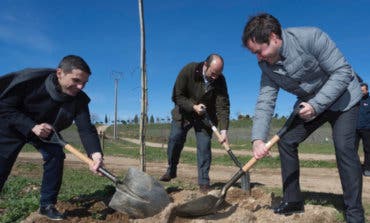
[111,71,123,140]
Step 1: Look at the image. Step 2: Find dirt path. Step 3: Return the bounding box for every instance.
[18,152,370,202]
[96,125,110,134]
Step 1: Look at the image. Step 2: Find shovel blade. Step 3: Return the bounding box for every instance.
[175,195,221,217]
[109,167,170,218]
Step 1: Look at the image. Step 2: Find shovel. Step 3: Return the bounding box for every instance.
[176,107,301,217]
[201,111,251,191]
[39,129,170,218]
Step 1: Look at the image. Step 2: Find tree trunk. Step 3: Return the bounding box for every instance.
[138,0,147,172]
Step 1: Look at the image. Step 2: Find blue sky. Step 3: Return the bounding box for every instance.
[1,0,369,122]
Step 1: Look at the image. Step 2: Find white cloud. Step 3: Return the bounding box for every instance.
[0,14,54,52]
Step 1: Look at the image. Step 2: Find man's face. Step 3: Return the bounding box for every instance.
[246,33,281,65]
[204,59,223,81]
[56,68,89,96]
[361,85,368,96]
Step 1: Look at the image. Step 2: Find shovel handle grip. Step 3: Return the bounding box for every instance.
[211,126,231,152]
[211,126,244,168]
[242,135,280,172]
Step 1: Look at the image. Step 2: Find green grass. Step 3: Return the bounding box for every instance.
[0,176,40,223]
[111,121,340,155]
[0,162,117,223]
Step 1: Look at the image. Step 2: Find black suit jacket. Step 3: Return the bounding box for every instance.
[0,68,102,158]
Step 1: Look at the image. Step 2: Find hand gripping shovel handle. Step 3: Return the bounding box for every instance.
[202,112,242,167]
[242,105,302,173]
[217,106,301,201]
[63,144,118,183]
[39,129,119,184]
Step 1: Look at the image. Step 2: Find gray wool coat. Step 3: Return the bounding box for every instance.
[251,27,362,141]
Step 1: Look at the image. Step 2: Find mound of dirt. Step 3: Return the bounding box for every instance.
[21,187,340,223]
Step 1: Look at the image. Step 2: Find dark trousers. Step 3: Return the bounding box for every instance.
[278,106,364,223]
[0,142,65,207]
[355,129,370,170]
[166,120,212,185]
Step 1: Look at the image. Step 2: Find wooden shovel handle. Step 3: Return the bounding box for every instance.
[211,126,232,152]
[241,135,280,172]
[64,143,118,183]
[64,144,94,166]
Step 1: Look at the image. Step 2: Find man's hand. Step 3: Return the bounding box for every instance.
[299,102,316,121]
[90,152,104,175]
[193,103,206,116]
[219,130,229,145]
[32,123,53,138]
[252,139,269,159]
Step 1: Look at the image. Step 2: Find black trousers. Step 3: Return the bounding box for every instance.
[355,129,370,170]
[0,139,65,207]
[278,105,364,223]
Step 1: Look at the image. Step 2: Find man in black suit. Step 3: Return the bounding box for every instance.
[0,55,103,220]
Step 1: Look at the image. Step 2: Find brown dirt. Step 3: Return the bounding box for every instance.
[17,152,370,222]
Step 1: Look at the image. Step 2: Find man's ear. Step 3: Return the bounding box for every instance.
[56,68,62,78]
[270,32,280,42]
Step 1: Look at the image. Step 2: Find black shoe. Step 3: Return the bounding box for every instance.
[274,201,304,215]
[199,184,211,194]
[39,204,64,221]
[159,172,176,182]
[363,169,370,177]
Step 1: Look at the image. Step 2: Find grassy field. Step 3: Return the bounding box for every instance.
[109,120,342,155]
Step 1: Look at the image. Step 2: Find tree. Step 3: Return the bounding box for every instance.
[104,114,108,124]
[150,115,155,123]
[138,0,148,172]
[134,114,139,124]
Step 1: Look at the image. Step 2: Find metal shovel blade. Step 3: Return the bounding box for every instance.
[175,169,242,217]
[38,130,170,218]
[109,167,171,218]
[176,194,220,217]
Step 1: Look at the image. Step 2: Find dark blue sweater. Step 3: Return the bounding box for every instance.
[358,94,370,130]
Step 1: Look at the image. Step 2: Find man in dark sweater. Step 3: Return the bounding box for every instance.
[159,54,230,193]
[356,83,370,176]
[0,55,104,220]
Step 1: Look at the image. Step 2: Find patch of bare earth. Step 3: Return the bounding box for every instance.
[21,187,340,223]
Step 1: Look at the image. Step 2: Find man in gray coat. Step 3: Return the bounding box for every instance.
[242,13,363,222]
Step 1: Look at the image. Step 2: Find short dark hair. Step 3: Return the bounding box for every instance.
[242,13,282,47]
[58,55,91,75]
[361,83,368,90]
[205,53,224,68]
